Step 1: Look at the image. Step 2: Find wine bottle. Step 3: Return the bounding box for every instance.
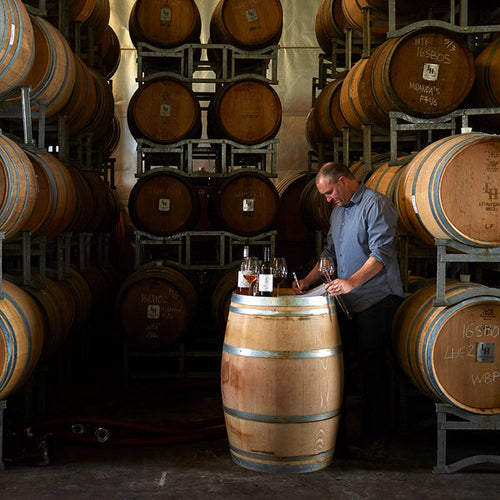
[258,247,273,297]
[238,245,251,294]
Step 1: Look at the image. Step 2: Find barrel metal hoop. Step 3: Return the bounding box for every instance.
[223,405,340,423]
[229,445,333,472]
[229,305,333,316]
[223,343,342,359]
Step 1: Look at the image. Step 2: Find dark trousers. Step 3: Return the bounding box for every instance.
[337,294,404,443]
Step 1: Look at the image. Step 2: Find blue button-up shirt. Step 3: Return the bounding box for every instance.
[321,184,404,312]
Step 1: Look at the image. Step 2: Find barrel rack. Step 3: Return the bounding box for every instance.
[134,230,276,271]
[434,404,500,474]
[310,0,500,472]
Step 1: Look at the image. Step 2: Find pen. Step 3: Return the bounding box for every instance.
[292,272,300,290]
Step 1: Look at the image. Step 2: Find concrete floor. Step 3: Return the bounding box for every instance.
[1,379,500,500]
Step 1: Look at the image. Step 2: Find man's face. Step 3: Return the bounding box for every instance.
[316,175,350,207]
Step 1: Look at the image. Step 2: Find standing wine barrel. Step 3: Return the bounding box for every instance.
[116,263,198,350]
[129,170,201,236]
[0,0,34,96]
[210,0,283,51]
[395,133,500,247]
[22,151,77,240]
[207,78,282,145]
[8,15,76,117]
[358,27,475,130]
[128,76,202,144]
[0,135,38,241]
[0,279,44,401]
[392,281,500,414]
[221,294,343,472]
[315,0,346,55]
[129,0,201,49]
[300,176,332,233]
[208,170,279,236]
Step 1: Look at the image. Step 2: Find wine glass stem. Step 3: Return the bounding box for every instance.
[277,285,280,297]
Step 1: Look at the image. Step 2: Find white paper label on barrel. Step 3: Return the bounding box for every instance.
[159,198,171,212]
[160,8,172,22]
[147,304,161,319]
[9,25,15,46]
[411,195,418,214]
[477,342,494,363]
[422,63,439,81]
[238,271,250,288]
[258,274,273,293]
[160,104,171,117]
[243,198,254,212]
[246,8,259,23]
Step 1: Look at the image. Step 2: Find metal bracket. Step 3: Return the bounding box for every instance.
[434,239,500,307]
[434,403,500,474]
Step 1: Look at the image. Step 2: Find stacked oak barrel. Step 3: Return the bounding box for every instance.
[308,0,500,417]
[0,0,123,403]
[116,0,284,360]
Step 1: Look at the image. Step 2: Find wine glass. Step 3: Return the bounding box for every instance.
[318,257,335,290]
[241,257,259,296]
[272,257,288,297]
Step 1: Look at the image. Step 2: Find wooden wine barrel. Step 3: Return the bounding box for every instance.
[365,159,407,203]
[116,263,198,350]
[22,275,70,363]
[63,54,97,135]
[358,27,475,130]
[8,15,76,117]
[341,0,390,38]
[307,79,346,150]
[0,135,38,241]
[470,37,500,131]
[349,152,393,183]
[129,0,201,49]
[95,25,121,79]
[81,170,120,233]
[339,58,368,132]
[0,279,44,401]
[69,0,110,43]
[395,133,500,247]
[275,171,313,242]
[129,170,201,236]
[210,0,283,51]
[300,177,332,233]
[208,171,279,236]
[22,151,77,240]
[392,281,500,414]
[221,294,343,472]
[63,165,95,233]
[0,0,35,96]
[59,269,93,337]
[315,0,346,55]
[128,76,201,144]
[211,268,239,334]
[207,78,282,145]
[85,67,115,142]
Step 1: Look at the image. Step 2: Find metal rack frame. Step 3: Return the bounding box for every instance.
[136,138,278,177]
[434,403,500,474]
[134,230,276,271]
[137,42,279,85]
[434,239,500,307]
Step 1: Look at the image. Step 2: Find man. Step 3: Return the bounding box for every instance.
[293,162,404,455]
